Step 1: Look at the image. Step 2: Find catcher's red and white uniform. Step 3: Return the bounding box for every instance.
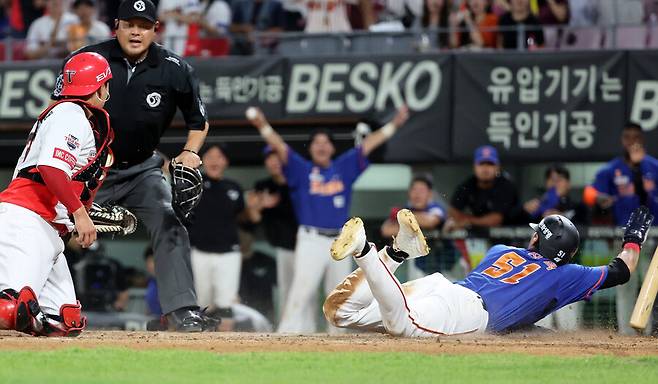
[0,100,110,325]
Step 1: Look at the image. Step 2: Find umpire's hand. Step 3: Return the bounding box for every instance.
[174,150,202,168]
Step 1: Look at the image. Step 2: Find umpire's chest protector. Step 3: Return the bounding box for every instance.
[75,39,205,165]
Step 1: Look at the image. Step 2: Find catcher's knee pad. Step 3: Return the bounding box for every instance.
[0,288,19,330]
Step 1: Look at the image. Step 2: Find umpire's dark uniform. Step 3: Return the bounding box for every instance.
[53,3,207,324]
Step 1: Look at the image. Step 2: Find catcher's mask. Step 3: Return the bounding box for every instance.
[169,160,203,221]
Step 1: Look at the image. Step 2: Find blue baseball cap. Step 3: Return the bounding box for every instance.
[474,145,499,165]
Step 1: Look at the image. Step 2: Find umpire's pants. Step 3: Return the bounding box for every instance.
[95,153,197,314]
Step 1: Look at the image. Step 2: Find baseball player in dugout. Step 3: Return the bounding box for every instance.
[52,0,215,332]
[246,105,410,333]
[324,206,653,337]
[0,52,113,337]
[584,122,658,334]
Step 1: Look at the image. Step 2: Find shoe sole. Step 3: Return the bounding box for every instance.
[397,209,430,257]
[330,217,364,261]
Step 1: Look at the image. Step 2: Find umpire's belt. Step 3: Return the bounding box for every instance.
[301,225,341,238]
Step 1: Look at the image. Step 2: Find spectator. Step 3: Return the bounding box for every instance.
[230,0,285,54]
[646,0,658,22]
[281,0,305,31]
[302,0,373,33]
[381,174,445,239]
[450,0,498,49]
[8,0,46,38]
[420,0,452,48]
[523,164,587,224]
[67,0,111,53]
[187,144,246,331]
[597,0,643,26]
[446,145,520,231]
[25,0,78,59]
[497,0,544,50]
[245,147,318,330]
[370,0,423,30]
[568,0,598,27]
[536,0,569,25]
[158,0,202,56]
[198,0,231,37]
[1,0,9,38]
[246,105,410,333]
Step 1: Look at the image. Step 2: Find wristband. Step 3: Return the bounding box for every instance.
[380,123,396,139]
[623,242,641,253]
[182,148,198,155]
[260,124,274,138]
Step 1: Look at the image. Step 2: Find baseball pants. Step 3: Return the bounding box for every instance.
[324,245,489,337]
[95,154,197,314]
[275,246,317,331]
[0,203,76,316]
[277,227,352,333]
[191,248,241,310]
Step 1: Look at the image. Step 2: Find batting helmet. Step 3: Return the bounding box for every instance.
[169,161,203,222]
[529,215,580,266]
[60,52,112,97]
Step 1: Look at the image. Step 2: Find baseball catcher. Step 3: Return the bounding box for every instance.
[0,52,113,337]
[324,206,653,337]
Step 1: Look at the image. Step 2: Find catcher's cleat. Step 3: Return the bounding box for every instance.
[330,217,366,261]
[393,209,430,259]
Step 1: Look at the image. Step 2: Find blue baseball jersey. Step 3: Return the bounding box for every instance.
[456,244,607,332]
[591,156,658,226]
[284,146,369,229]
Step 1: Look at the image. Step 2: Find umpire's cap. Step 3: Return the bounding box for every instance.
[529,215,580,266]
[118,0,157,23]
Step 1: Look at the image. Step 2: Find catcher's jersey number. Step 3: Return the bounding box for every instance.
[482,252,540,285]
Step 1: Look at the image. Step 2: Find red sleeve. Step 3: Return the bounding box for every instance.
[37,165,83,214]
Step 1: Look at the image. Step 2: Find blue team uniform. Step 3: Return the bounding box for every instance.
[591,156,658,226]
[456,244,607,332]
[284,146,369,230]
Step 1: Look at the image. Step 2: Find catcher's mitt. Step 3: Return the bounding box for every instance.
[88,203,137,235]
[169,160,203,221]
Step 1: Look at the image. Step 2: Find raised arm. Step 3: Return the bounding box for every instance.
[601,206,654,289]
[361,105,410,156]
[245,107,289,164]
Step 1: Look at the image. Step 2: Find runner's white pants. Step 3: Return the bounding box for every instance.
[277,227,352,333]
[324,245,489,337]
[0,203,76,317]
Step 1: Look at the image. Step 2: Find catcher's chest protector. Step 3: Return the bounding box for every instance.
[29,99,115,203]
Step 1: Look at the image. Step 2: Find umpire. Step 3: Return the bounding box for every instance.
[52,0,213,331]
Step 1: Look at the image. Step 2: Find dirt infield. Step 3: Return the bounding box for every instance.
[0,330,656,356]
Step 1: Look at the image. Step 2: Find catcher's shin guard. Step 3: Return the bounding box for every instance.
[4,286,86,337]
[0,288,19,330]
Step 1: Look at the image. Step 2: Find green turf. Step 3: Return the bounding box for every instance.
[2,349,657,384]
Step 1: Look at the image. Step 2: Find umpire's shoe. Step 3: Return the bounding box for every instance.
[393,209,430,259]
[153,308,220,332]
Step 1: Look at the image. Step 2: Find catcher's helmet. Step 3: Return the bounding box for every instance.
[60,52,112,97]
[169,161,203,221]
[529,215,580,265]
